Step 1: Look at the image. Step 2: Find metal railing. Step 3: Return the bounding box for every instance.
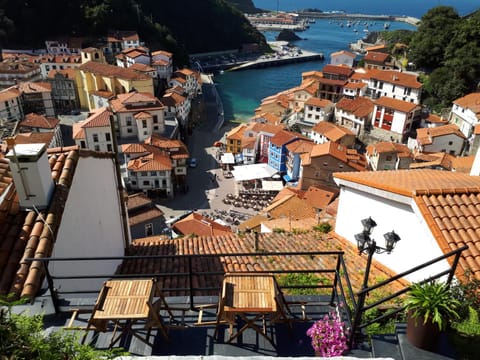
[348,245,468,348]
[26,250,356,322]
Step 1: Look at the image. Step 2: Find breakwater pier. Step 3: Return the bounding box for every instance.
[228,50,323,71]
[297,11,420,26]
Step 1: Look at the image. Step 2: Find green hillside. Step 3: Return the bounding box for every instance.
[0,0,268,65]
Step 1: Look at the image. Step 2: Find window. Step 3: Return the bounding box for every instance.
[386,155,393,161]
[448,141,453,146]
[93,133,99,142]
[105,133,111,141]
[131,180,137,186]
[143,180,150,186]
[94,145,100,151]
[127,128,133,133]
[145,223,153,237]
[154,126,159,130]
[126,117,132,126]
[150,171,157,176]
[107,144,112,152]
[142,120,147,128]
[162,179,167,186]
[153,115,158,124]
[141,171,148,176]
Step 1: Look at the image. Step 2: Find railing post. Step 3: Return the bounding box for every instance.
[188,256,195,310]
[446,249,463,285]
[330,254,342,306]
[43,262,60,314]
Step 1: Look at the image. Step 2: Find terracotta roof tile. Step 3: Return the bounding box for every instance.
[14,132,55,146]
[127,150,172,172]
[336,96,374,118]
[304,97,333,108]
[364,51,390,64]
[331,50,356,58]
[81,107,112,128]
[375,96,419,113]
[322,64,353,77]
[270,130,309,146]
[116,231,409,296]
[312,121,355,142]
[416,124,466,146]
[334,169,480,197]
[172,212,232,237]
[19,113,59,129]
[453,92,480,118]
[79,61,151,81]
[369,69,422,89]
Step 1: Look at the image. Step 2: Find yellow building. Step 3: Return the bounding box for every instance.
[77,61,154,110]
[225,123,247,154]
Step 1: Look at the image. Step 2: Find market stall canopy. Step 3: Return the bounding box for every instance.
[231,163,277,182]
[261,180,284,191]
[221,153,235,164]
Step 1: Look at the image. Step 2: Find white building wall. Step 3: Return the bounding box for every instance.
[422,134,464,155]
[390,112,408,134]
[51,156,126,292]
[334,185,450,282]
[117,113,138,139]
[450,105,478,137]
[84,126,113,152]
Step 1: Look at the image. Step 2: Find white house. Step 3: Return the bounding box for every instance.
[160,91,189,127]
[330,50,356,67]
[169,68,201,99]
[303,98,334,126]
[115,47,150,68]
[110,92,166,142]
[415,124,466,156]
[449,92,480,138]
[37,54,82,78]
[72,107,114,152]
[18,113,63,148]
[334,96,374,136]
[367,69,422,104]
[151,50,173,81]
[0,86,24,122]
[0,143,129,298]
[334,169,480,282]
[372,97,421,142]
[365,142,413,170]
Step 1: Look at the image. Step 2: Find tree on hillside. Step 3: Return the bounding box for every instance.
[408,6,460,70]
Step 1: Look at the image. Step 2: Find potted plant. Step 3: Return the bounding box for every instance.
[306,308,349,357]
[405,280,459,351]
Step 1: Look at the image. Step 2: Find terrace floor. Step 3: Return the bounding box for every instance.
[28,294,372,358]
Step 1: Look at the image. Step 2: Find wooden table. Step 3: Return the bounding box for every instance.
[82,278,171,348]
[215,273,287,345]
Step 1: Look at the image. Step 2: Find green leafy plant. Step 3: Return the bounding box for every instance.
[277,273,328,295]
[452,306,480,337]
[0,299,127,359]
[405,281,460,331]
[313,223,332,233]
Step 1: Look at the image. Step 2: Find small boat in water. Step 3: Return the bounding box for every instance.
[384,22,390,29]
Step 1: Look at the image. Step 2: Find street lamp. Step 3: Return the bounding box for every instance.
[350,217,401,348]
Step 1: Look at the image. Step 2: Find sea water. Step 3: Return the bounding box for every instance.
[215,0,479,121]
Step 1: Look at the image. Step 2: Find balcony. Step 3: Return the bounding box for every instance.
[19,246,467,359]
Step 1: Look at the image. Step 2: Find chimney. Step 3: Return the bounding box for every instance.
[6,142,54,210]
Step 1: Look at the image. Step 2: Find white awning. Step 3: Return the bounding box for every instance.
[261,180,284,191]
[220,152,235,164]
[231,163,277,182]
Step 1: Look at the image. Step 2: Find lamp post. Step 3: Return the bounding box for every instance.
[349,217,401,348]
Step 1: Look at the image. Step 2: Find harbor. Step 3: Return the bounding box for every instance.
[227,49,323,71]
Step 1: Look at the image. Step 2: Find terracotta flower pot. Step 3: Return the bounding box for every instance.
[406,311,440,351]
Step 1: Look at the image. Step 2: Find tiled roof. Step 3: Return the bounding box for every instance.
[248,122,284,134]
[116,231,409,296]
[375,96,419,113]
[79,61,151,81]
[72,122,85,140]
[0,146,96,300]
[410,152,455,170]
[302,185,339,210]
[263,195,316,220]
[0,155,12,199]
[365,44,387,52]
[312,121,355,142]
[134,111,152,120]
[127,150,172,172]
[309,142,367,171]
[128,207,164,226]
[46,68,78,80]
[160,92,186,107]
[144,134,189,159]
[172,212,232,237]
[304,97,333,108]
[151,50,172,57]
[369,69,422,89]
[14,132,55,146]
[286,139,314,153]
[129,63,155,72]
[262,217,318,232]
[451,156,475,174]
[416,124,466,146]
[336,96,374,118]
[0,87,21,102]
[18,82,51,94]
[127,192,152,210]
[331,50,356,58]
[110,92,163,112]
[81,107,112,128]
[19,113,59,129]
[426,114,447,124]
[121,143,149,154]
[366,142,412,157]
[322,64,353,77]
[334,169,480,197]
[364,51,390,64]
[453,92,480,118]
[344,82,367,90]
[270,130,309,146]
[226,124,247,141]
[91,90,114,98]
[350,68,371,81]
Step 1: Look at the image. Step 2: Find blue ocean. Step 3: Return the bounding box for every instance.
[215,0,480,121]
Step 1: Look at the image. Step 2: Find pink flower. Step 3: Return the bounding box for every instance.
[306,309,349,357]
